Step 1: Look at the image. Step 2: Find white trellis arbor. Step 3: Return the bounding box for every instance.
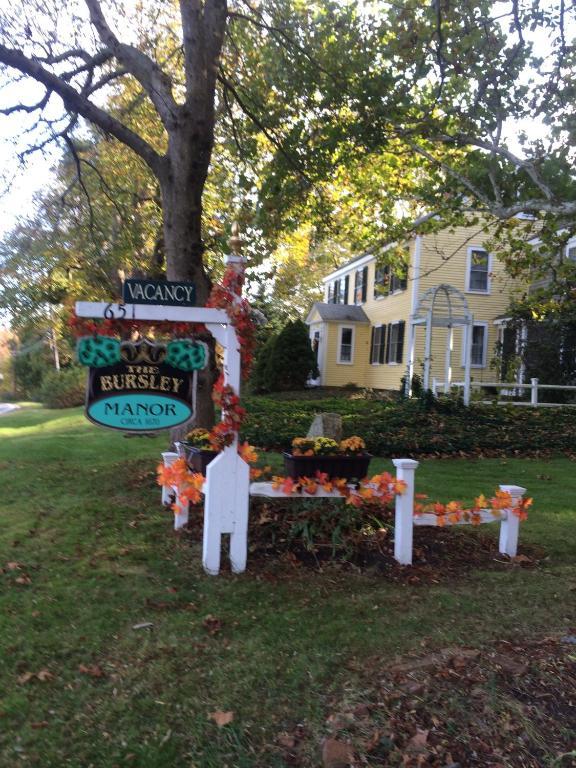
[407,284,474,405]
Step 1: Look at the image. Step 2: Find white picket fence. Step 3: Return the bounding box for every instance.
[432,376,576,406]
[161,454,526,570]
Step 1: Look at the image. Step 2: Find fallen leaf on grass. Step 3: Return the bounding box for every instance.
[18,669,54,684]
[5,561,23,571]
[30,721,49,729]
[405,728,429,754]
[321,737,354,767]
[78,664,105,678]
[132,622,154,631]
[208,710,234,727]
[203,615,222,635]
[14,575,32,585]
[278,733,296,749]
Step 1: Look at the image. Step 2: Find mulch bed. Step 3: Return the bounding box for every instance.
[273,634,576,767]
[180,497,545,583]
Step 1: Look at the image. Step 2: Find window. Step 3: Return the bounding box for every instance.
[373,264,407,298]
[567,244,576,262]
[386,321,405,364]
[338,326,354,364]
[467,248,490,293]
[354,266,368,304]
[327,275,349,304]
[374,265,389,298]
[462,323,488,367]
[370,325,386,364]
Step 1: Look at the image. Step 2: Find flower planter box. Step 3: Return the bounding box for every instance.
[283,452,372,481]
[177,443,219,475]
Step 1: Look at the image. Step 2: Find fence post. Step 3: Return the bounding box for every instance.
[531,377,539,407]
[498,485,526,557]
[432,377,438,396]
[392,458,419,565]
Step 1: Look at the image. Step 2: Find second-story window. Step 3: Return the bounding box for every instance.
[328,276,349,304]
[373,263,407,298]
[467,248,490,293]
[354,266,368,304]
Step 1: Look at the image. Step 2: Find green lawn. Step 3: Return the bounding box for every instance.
[1,406,575,766]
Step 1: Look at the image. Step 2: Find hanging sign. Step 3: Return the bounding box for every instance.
[86,360,196,432]
[78,337,207,433]
[123,278,196,307]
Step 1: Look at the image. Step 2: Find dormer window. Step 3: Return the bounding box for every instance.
[354,266,368,304]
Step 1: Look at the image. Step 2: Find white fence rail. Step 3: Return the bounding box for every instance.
[432,377,576,406]
[162,454,526,570]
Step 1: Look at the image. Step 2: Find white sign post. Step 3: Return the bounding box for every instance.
[76,254,250,576]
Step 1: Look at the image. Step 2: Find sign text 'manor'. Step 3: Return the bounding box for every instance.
[123,278,196,306]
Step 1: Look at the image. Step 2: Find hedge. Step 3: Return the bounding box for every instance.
[240,394,576,456]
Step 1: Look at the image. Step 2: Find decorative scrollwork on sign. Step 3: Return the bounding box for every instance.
[120,338,167,365]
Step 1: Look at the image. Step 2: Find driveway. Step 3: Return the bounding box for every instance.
[0,404,19,416]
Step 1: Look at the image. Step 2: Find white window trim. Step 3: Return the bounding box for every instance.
[465,246,492,294]
[461,321,488,368]
[337,325,355,365]
[370,324,384,365]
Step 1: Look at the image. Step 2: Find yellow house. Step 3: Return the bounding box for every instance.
[306,224,524,394]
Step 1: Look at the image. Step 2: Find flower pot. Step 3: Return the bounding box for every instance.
[177,442,219,474]
[283,452,372,481]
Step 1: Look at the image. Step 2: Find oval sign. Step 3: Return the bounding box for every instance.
[88,393,192,432]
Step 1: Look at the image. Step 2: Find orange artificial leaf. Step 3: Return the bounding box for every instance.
[208,710,234,727]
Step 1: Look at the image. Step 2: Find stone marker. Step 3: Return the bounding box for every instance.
[307,412,343,442]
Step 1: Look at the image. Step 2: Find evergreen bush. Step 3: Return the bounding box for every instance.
[259,320,318,392]
[39,367,86,409]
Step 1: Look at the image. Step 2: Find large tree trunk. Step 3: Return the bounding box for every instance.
[160,125,218,433]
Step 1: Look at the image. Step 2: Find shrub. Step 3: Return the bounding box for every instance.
[260,320,318,392]
[39,367,86,409]
[240,392,576,456]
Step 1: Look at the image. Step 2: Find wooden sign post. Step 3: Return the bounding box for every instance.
[76,251,250,576]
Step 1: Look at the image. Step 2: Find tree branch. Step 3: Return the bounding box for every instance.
[84,0,178,127]
[0,43,163,174]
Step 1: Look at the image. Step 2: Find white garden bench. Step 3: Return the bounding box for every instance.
[161,454,526,570]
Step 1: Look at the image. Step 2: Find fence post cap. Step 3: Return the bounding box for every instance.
[499,484,527,497]
[392,458,420,470]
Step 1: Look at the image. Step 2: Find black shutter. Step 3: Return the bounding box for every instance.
[379,325,386,364]
[396,321,405,363]
[343,275,349,305]
[385,323,392,363]
[361,266,368,303]
[369,326,375,363]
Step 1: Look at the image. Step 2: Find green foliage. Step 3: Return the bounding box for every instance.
[241,393,576,456]
[12,346,52,397]
[256,320,318,392]
[38,367,86,409]
[0,406,576,765]
[250,333,278,393]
